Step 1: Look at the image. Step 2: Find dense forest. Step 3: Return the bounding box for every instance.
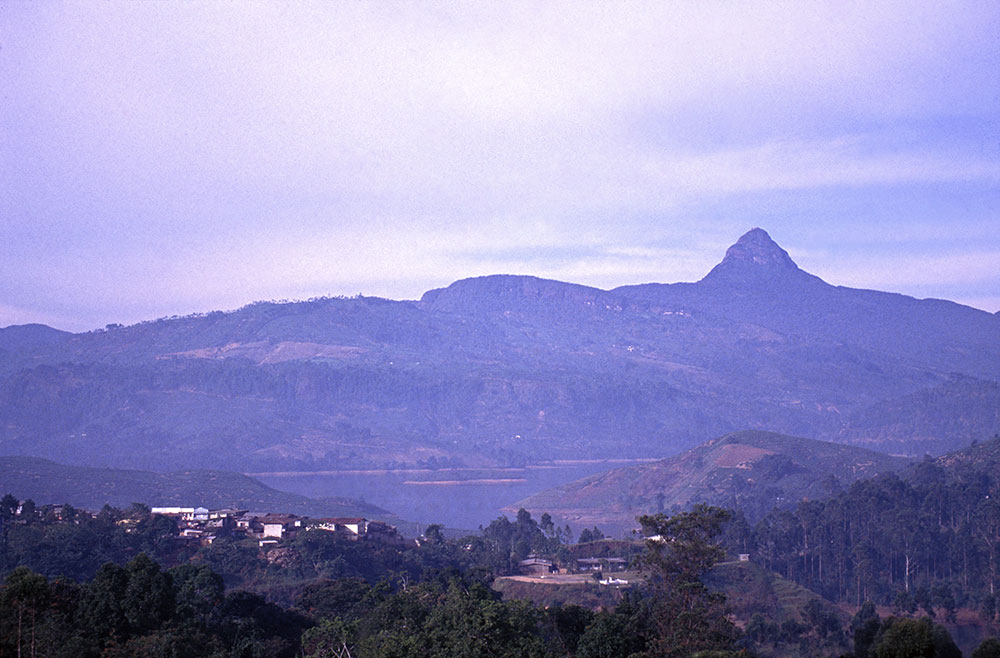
[728,440,1000,618]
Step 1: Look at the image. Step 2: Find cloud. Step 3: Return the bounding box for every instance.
[1,1,998,329]
[810,250,1000,290]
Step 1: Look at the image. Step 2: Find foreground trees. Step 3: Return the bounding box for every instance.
[0,555,309,658]
[638,505,742,658]
[1,504,747,657]
[573,505,745,658]
[25,501,983,657]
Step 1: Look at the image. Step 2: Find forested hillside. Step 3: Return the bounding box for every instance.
[730,437,1000,615]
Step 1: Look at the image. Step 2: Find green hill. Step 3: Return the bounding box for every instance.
[0,455,390,519]
[508,430,911,531]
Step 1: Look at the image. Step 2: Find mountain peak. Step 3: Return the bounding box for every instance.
[721,228,798,269]
[700,228,816,286]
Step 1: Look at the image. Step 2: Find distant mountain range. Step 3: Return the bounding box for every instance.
[506,430,913,531]
[1,228,997,473]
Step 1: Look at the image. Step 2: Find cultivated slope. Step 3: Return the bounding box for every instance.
[508,430,912,530]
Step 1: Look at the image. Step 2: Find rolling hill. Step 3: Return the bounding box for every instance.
[507,430,913,531]
[0,455,390,519]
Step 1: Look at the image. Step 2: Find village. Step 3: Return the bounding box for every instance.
[0,496,404,548]
[142,505,407,548]
[2,496,652,584]
[146,505,647,583]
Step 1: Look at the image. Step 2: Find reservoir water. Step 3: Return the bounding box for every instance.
[251,460,655,532]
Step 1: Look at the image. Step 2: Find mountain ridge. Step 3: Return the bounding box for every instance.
[1,229,997,474]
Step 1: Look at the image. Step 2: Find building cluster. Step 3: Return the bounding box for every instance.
[518,555,629,583]
[149,506,403,547]
[1,501,88,526]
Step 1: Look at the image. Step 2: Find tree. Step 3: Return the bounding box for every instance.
[19,499,37,524]
[351,578,554,658]
[76,562,129,641]
[576,609,645,658]
[744,613,780,645]
[540,513,555,541]
[122,553,175,633]
[973,638,1000,658]
[892,590,917,616]
[0,493,18,521]
[932,583,957,623]
[872,617,960,658]
[576,591,654,658]
[545,604,593,655]
[170,564,224,622]
[637,505,741,658]
[803,598,841,638]
[302,618,357,658]
[422,524,445,545]
[982,595,996,623]
[126,502,151,520]
[2,566,50,658]
[873,618,935,658]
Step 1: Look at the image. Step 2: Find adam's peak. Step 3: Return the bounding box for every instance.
[723,228,797,269]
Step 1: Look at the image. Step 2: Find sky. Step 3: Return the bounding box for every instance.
[2,2,998,332]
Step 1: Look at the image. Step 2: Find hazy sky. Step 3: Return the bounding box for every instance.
[3,2,998,331]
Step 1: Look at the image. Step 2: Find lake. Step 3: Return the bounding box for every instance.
[251,460,656,532]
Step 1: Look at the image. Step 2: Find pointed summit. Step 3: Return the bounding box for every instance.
[700,228,820,287]
[720,228,798,269]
